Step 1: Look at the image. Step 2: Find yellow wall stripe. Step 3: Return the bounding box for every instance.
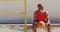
[0,0,21,1]
[0,12,24,14]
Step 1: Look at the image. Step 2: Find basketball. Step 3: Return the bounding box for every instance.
[37,21,45,29]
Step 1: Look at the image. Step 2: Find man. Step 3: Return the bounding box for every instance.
[33,4,49,32]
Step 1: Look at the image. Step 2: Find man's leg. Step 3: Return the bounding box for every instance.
[33,22,37,32]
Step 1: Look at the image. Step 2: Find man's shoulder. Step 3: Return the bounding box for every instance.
[43,9,48,14]
[43,9,48,16]
[34,10,38,14]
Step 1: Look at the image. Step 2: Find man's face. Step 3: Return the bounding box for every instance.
[38,6,41,10]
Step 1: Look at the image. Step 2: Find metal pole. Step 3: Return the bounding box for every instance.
[24,0,27,32]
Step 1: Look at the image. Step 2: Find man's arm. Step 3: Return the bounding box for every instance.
[45,11,50,26]
[45,11,50,23]
[34,12,37,21]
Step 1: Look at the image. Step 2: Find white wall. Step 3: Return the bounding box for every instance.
[0,1,24,20]
[27,0,60,18]
[0,0,60,20]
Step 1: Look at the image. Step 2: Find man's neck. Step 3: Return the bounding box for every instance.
[38,10,43,13]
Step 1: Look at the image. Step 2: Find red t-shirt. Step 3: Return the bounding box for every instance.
[35,10,47,22]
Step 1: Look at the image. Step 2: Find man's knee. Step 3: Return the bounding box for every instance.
[33,22,37,25]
